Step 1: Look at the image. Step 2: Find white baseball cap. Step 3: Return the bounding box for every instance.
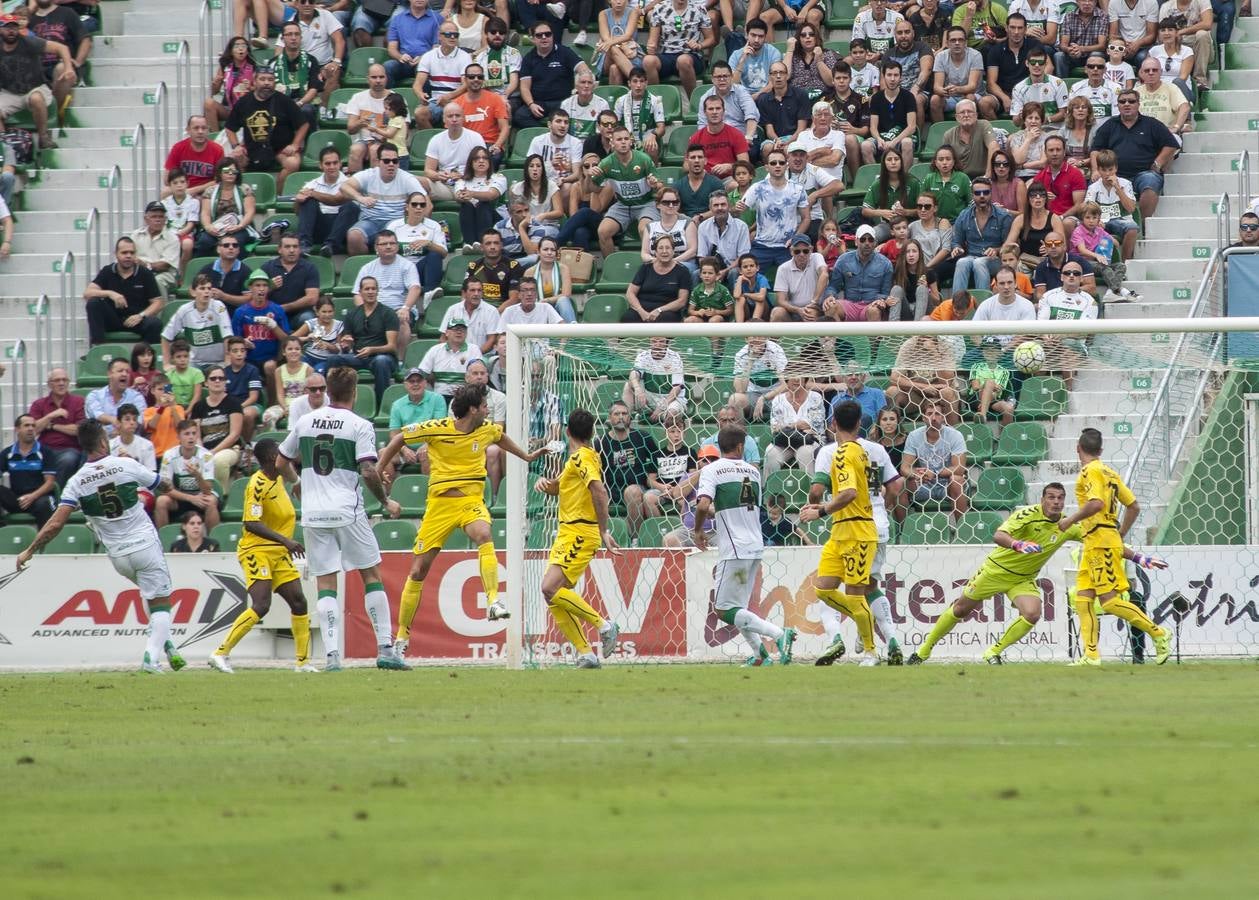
[855,224,878,241]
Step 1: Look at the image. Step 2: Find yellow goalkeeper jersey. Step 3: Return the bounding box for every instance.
[1075,458,1134,549]
[829,441,877,543]
[237,470,295,552]
[558,446,602,530]
[401,417,504,496]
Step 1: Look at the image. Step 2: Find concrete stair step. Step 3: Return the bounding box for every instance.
[1135,237,1217,259]
[44,147,147,170]
[1067,391,1157,416]
[1205,90,1259,113]
[10,233,92,254]
[70,106,175,128]
[80,59,180,86]
[1198,111,1259,131]
[1166,152,1252,175]
[55,127,147,150]
[1142,216,1216,239]
[63,86,152,105]
[23,188,137,211]
[0,274,83,296]
[93,35,199,60]
[1163,172,1259,194]
[1179,131,1259,154]
[26,168,128,189]
[2,253,81,276]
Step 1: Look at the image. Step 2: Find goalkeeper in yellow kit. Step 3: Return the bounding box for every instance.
[376,383,548,657]
[534,408,623,669]
[209,438,316,673]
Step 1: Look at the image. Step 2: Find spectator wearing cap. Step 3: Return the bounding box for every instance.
[28,367,85,485]
[1088,88,1179,220]
[822,224,896,322]
[440,277,502,355]
[84,237,164,346]
[387,366,449,474]
[786,141,843,238]
[320,276,399,404]
[737,145,809,270]
[231,271,291,382]
[771,233,829,322]
[0,12,73,149]
[949,176,1014,291]
[223,67,309,193]
[130,202,182,299]
[416,317,480,399]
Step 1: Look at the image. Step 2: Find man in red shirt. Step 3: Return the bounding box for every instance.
[27,366,85,486]
[688,95,749,188]
[1031,133,1086,229]
[452,63,510,169]
[163,114,224,196]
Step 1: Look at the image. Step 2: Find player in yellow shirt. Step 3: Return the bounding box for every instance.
[1056,428,1173,666]
[376,383,548,657]
[799,400,880,666]
[209,438,316,673]
[534,409,623,669]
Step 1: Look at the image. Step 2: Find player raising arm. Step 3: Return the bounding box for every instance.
[277,366,408,672]
[1055,428,1173,666]
[209,438,317,673]
[908,481,1167,664]
[17,420,186,674]
[693,425,796,667]
[799,400,880,666]
[534,409,623,669]
[377,383,549,657]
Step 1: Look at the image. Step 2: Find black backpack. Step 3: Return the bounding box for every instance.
[1,129,35,164]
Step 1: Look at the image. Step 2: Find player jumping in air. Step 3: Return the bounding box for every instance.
[799,400,881,666]
[209,438,317,673]
[1056,428,1173,666]
[693,425,796,667]
[278,366,409,672]
[376,383,549,658]
[533,409,623,669]
[16,420,186,673]
[809,408,904,665]
[908,482,1166,664]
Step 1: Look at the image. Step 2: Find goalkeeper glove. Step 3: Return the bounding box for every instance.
[1011,540,1041,554]
[1132,553,1168,570]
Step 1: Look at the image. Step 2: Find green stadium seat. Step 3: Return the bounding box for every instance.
[648,84,682,122]
[671,336,712,370]
[43,524,96,554]
[373,520,418,551]
[374,383,409,426]
[594,84,627,106]
[1015,376,1068,421]
[334,255,376,296]
[158,523,184,550]
[485,483,505,518]
[954,511,1006,545]
[765,470,812,507]
[221,477,250,521]
[0,525,37,554]
[509,127,547,166]
[210,523,241,552]
[441,254,474,294]
[909,162,933,181]
[300,129,351,169]
[403,339,438,369]
[419,294,459,338]
[746,424,771,456]
[594,380,625,414]
[442,528,472,550]
[594,252,642,293]
[833,335,873,368]
[390,474,429,517]
[492,517,509,546]
[276,170,317,211]
[663,127,693,165]
[973,467,1026,510]
[582,293,628,323]
[956,422,994,465]
[684,83,710,124]
[899,512,952,545]
[243,172,276,210]
[636,516,679,548]
[919,120,955,161]
[160,300,188,326]
[78,343,130,388]
[993,422,1048,465]
[838,163,879,203]
[527,518,551,550]
[306,254,336,293]
[325,88,358,128]
[409,128,442,167]
[345,46,388,88]
[353,388,378,420]
[431,210,461,249]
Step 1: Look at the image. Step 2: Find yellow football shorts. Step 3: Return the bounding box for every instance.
[238,545,301,590]
[818,538,876,587]
[1075,545,1128,596]
[962,565,1041,604]
[547,526,600,585]
[417,494,492,553]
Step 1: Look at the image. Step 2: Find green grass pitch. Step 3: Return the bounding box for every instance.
[3,663,1258,898]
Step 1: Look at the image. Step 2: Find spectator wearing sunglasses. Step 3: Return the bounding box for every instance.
[515,22,593,129]
[1088,87,1178,220]
[822,224,896,323]
[1231,211,1259,250]
[948,176,1014,292]
[1032,230,1097,299]
[413,23,472,128]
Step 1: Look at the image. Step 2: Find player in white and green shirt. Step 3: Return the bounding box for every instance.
[161,275,234,367]
[693,426,795,666]
[277,366,408,671]
[625,337,687,422]
[16,420,185,673]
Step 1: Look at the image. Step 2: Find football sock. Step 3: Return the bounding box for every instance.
[397,578,423,642]
[1075,598,1100,659]
[216,608,261,655]
[549,604,590,654]
[868,589,897,647]
[317,590,339,656]
[1101,596,1162,637]
[990,615,1034,655]
[363,581,393,650]
[917,606,961,660]
[553,587,605,628]
[146,605,172,662]
[733,607,783,640]
[477,543,499,605]
[816,602,843,643]
[817,588,874,653]
[740,627,768,658]
[291,613,311,665]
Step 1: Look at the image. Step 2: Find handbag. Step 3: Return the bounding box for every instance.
[560,248,594,284]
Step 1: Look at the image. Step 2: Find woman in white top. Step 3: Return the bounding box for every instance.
[764,374,827,476]
[1008,101,1051,179]
[908,191,955,285]
[1148,16,1196,99]
[523,237,576,323]
[443,0,488,52]
[387,191,449,295]
[454,145,507,252]
[292,296,345,371]
[508,154,563,240]
[640,186,699,277]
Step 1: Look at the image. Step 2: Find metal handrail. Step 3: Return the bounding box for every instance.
[152,81,169,199]
[30,295,51,378]
[5,340,29,434]
[129,122,147,229]
[1216,190,1231,249]
[174,41,192,131]
[198,1,214,91]
[1241,149,1252,212]
[57,252,76,381]
[83,207,102,296]
[104,164,123,246]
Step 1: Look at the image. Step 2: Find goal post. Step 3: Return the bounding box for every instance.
[502,316,1259,669]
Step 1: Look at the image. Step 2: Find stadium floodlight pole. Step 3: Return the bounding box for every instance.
[504,327,529,669]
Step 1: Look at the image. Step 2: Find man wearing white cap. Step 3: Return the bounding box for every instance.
[823,225,896,322]
[786,142,843,236]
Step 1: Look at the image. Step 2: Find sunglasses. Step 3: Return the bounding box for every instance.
[307,385,327,392]
[992,160,1010,166]
[488,28,506,34]
[792,246,812,254]
[972,189,991,196]
[1062,269,1083,276]
[408,201,425,207]
[220,242,239,248]
[1086,63,1105,69]
[1028,58,1047,65]
[534,30,552,37]
[466,73,484,79]
[766,160,786,166]
[857,236,876,243]
[1044,239,1064,247]
[207,375,226,381]
[1241,223,1259,231]
[916,202,934,209]
[441,31,458,37]
[660,199,679,205]
[1117,98,1139,104]
[380,158,399,164]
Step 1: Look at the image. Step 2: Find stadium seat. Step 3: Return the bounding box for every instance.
[918,120,955,161]
[956,422,994,465]
[582,293,628,323]
[1015,376,1068,421]
[636,516,678,548]
[221,477,250,521]
[391,474,429,517]
[178,257,219,297]
[973,467,1026,510]
[0,525,36,554]
[648,84,682,122]
[210,523,242,552]
[276,170,317,211]
[993,422,1048,465]
[594,252,642,293]
[409,128,442,167]
[158,524,184,550]
[43,524,96,554]
[594,380,625,413]
[527,518,551,550]
[491,517,509,546]
[685,83,710,124]
[765,470,812,507]
[300,130,351,169]
[663,127,693,165]
[403,339,438,369]
[441,254,473,294]
[78,343,130,388]
[508,127,547,167]
[374,384,408,426]
[954,511,1006,545]
[593,84,627,107]
[671,336,712,370]
[833,335,872,368]
[344,46,388,87]
[443,528,472,550]
[243,172,276,211]
[306,254,336,293]
[160,300,188,326]
[353,388,378,420]
[838,163,879,203]
[334,255,376,296]
[485,483,505,518]
[418,294,459,338]
[899,512,952,545]
[431,210,461,249]
[373,520,418,551]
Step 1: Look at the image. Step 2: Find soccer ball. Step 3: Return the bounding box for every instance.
[1012,341,1046,375]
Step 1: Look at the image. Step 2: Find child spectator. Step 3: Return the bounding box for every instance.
[762,493,810,546]
[162,275,233,370]
[161,171,201,274]
[927,288,975,321]
[129,342,159,405]
[816,220,846,268]
[1104,40,1136,92]
[109,403,157,471]
[686,258,736,323]
[968,337,1016,427]
[163,339,206,409]
[291,296,345,372]
[155,419,220,530]
[1072,201,1133,303]
[263,336,313,429]
[1084,149,1141,263]
[994,243,1034,296]
[878,216,910,263]
[732,253,770,322]
[143,372,186,459]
